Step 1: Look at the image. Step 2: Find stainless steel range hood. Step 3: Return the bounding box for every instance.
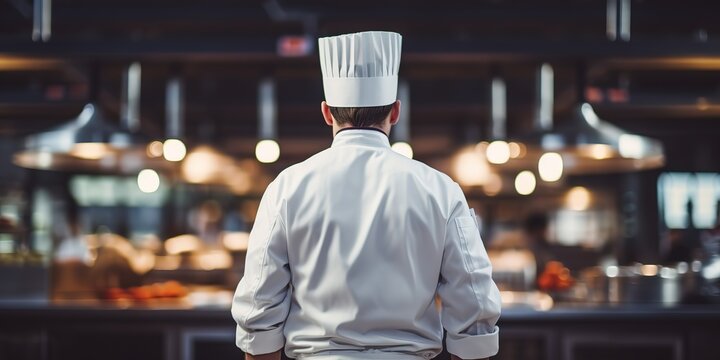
[512,64,665,174]
[517,102,665,174]
[13,102,166,173]
[14,64,170,174]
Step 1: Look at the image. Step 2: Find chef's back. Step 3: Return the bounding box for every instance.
[233,128,501,359]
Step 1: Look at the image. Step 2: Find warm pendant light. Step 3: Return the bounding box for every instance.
[515,170,537,195]
[485,77,510,165]
[256,78,280,164]
[163,76,187,162]
[535,64,563,182]
[538,152,563,182]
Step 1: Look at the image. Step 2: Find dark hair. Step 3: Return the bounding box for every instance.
[328,103,394,127]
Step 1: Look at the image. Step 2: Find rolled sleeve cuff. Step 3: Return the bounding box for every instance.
[446,326,499,359]
[236,325,285,355]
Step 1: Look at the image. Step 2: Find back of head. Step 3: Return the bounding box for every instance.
[328,104,394,127]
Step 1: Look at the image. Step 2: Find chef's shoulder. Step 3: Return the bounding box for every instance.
[384,150,468,209]
[263,150,331,192]
[271,148,331,181]
[388,150,457,185]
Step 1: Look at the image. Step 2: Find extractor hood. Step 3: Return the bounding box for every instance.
[511,64,665,174]
[14,64,171,174]
[519,102,665,174]
[13,103,166,173]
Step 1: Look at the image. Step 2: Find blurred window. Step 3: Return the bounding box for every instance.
[70,175,168,207]
[658,172,720,229]
[553,209,613,247]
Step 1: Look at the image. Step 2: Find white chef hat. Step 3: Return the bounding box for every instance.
[318,31,402,107]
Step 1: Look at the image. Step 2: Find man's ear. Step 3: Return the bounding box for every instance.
[389,100,401,125]
[321,101,334,126]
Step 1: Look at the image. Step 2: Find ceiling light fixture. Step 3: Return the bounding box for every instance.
[163,76,187,162]
[137,169,161,193]
[486,77,510,165]
[515,170,537,195]
[538,152,563,182]
[256,78,280,164]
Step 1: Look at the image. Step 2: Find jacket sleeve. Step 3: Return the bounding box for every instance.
[437,184,501,359]
[231,181,292,355]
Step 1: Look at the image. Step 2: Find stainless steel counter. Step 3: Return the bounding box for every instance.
[1,299,719,360]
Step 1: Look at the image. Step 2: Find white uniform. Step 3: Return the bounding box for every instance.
[232,129,501,359]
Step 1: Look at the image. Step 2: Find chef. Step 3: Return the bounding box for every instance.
[232,31,500,360]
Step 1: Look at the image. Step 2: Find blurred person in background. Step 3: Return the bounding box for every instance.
[661,229,695,265]
[523,212,554,282]
[188,200,225,246]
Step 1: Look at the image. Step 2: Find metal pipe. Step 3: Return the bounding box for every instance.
[32,0,51,42]
[619,0,631,42]
[535,63,554,131]
[393,80,410,142]
[607,0,630,42]
[258,78,277,140]
[166,77,184,139]
[264,0,317,37]
[606,0,617,41]
[490,77,506,139]
[121,62,141,132]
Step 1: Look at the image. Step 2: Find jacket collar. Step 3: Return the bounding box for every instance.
[331,128,391,149]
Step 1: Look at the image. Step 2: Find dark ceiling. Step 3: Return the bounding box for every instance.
[1,0,720,163]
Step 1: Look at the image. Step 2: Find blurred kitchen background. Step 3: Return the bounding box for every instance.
[1,1,720,359]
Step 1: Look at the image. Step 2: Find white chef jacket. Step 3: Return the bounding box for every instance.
[232,128,501,360]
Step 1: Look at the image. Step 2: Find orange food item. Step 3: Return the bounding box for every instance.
[161,280,187,297]
[545,261,564,273]
[128,286,153,300]
[103,281,187,301]
[538,274,554,290]
[105,287,130,300]
[538,262,575,291]
[149,283,166,298]
[144,281,188,298]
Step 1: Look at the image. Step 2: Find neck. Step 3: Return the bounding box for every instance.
[335,127,388,137]
[333,124,391,137]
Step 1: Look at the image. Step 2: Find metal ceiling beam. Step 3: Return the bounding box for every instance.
[0,39,276,60]
[4,4,601,23]
[2,38,720,61]
[49,6,266,22]
[593,57,720,71]
[402,39,720,60]
[0,57,64,71]
[264,0,317,36]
